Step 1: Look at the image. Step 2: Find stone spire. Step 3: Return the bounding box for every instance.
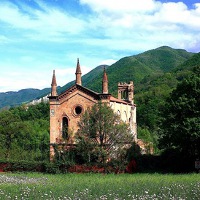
[51,70,57,96]
[102,67,108,94]
[75,58,82,85]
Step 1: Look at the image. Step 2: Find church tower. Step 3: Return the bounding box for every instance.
[115,81,137,140]
[102,67,108,94]
[75,58,82,85]
[51,70,57,96]
[117,81,134,104]
[49,70,59,159]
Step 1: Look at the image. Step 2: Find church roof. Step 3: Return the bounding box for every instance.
[58,83,132,105]
[58,84,111,101]
[50,60,132,105]
[110,96,130,105]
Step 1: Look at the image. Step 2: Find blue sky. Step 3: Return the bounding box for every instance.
[0,0,200,92]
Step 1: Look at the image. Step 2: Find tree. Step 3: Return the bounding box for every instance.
[76,102,133,164]
[10,102,49,121]
[159,66,200,158]
[0,103,50,161]
[0,110,23,159]
[14,119,50,161]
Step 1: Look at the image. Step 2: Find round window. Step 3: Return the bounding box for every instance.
[75,106,82,115]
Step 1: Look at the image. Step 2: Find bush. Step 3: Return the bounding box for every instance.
[160,148,195,173]
[0,159,69,174]
[43,162,61,174]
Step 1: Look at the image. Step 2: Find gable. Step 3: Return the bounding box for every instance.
[58,84,100,103]
[58,84,111,104]
[61,92,97,109]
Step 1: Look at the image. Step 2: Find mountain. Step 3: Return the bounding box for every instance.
[136,46,193,72]
[134,51,200,131]
[0,88,51,109]
[81,46,194,95]
[175,51,200,72]
[0,46,195,109]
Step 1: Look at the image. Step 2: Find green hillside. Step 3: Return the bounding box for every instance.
[81,46,194,95]
[136,46,193,72]
[0,88,51,109]
[135,52,200,145]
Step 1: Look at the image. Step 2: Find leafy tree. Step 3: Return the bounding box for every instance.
[10,102,49,121]
[15,119,49,161]
[0,102,50,161]
[76,102,133,164]
[0,110,23,159]
[159,66,200,158]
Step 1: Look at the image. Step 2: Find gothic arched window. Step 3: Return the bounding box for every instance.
[62,117,68,139]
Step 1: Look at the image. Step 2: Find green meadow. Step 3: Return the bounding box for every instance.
[0,173,199,199]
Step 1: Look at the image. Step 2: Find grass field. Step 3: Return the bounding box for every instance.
[0,173,199,199]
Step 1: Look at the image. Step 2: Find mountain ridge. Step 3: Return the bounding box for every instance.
[0,88,51,109]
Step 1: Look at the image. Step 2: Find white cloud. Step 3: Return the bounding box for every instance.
[99,59,117,66]
[152,2,200,29]
[0,71,49,92]
[0,0,86,42]
[0,62,93,92]
[79,0,200,52]
[80,0,161,13]
[157,2,189,20]
[1,0,200,50]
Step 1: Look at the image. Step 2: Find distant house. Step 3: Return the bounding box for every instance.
[48,59,137,159]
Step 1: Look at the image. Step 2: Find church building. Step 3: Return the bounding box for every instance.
[48,59,137,158]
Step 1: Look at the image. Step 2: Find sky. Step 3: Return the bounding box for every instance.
[0,0,200,92]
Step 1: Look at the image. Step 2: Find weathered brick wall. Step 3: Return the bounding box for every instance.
[50,89,98,145]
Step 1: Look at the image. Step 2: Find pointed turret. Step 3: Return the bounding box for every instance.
[51,70,57,96]
[75,58,82,85]
[102,67,108,94]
